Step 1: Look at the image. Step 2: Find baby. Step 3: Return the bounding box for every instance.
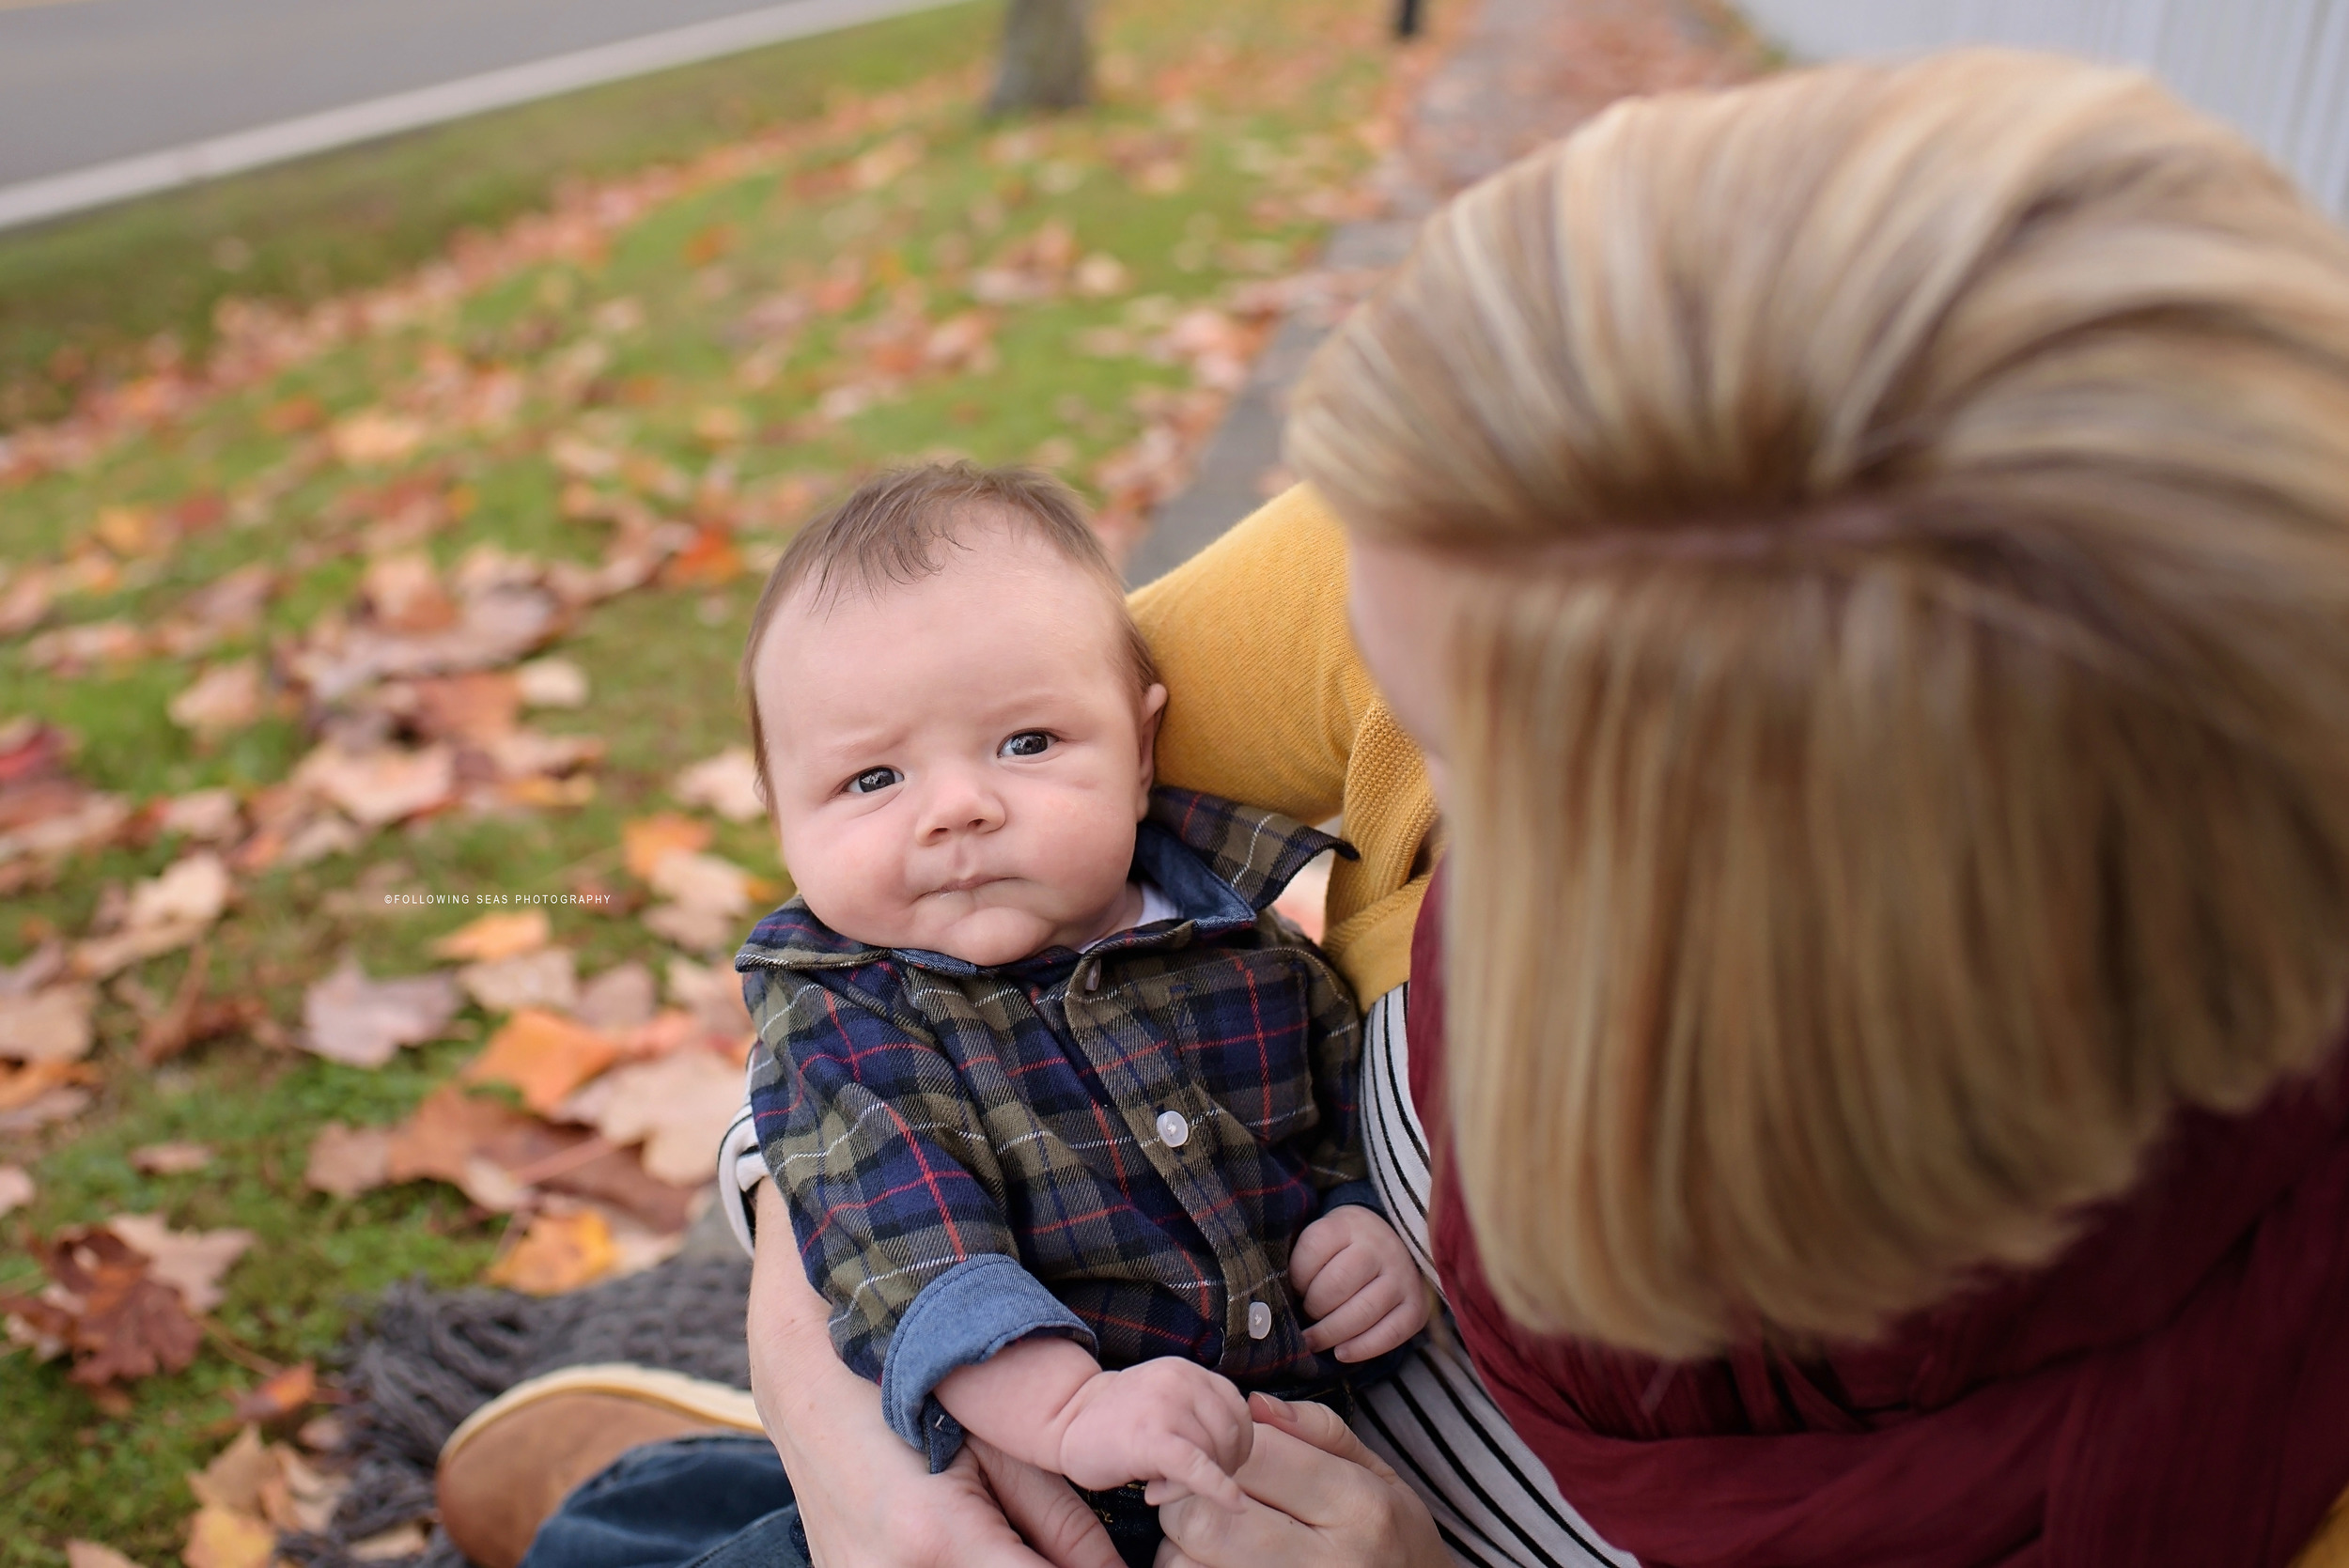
[735,462,1426,1562]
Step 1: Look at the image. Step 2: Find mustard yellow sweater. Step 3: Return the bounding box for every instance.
[1126,483,2349,1568]
[1129,483,1438,1005]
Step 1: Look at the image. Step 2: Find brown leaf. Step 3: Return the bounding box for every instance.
[72,852,232,980]
[130,1142,214,1176]
[231,1361,318,1425]
[7,1226,207,1386]
[304,1122,392,1199]
[459,949,578,1015]
[641,851,759,954]
[622,813,711,878]
[291,741,457,827]
[0,1058,100,1112]
[106,1213,254,1314]
[300,958,460,1068]
[182,1505,274,1568]
[0,982,94,1062]
[485,1208,617,1295]
[156,789,244,844]
[586,1050,746,1186]
[383,1084,537,1191]
[405,671,520,742]
[0,1163,32,1217]
[167,661,264,740]
[576,962,657,1034]
[515,657,589,709]
[671,748,766,823]
[660,527,742,588]
[462,1009,618,1114]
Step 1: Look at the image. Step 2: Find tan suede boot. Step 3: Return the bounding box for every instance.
[435,1364,765,1568]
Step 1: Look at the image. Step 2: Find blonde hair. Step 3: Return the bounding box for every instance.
[1287,50,2349,1358]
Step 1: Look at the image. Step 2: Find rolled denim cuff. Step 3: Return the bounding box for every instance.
[879,1254,1097,1472]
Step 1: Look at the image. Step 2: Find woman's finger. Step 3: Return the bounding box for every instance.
[1165,1438,1249,1512]
[968,1437,1122,1568]
[1243,1396,1406,1498]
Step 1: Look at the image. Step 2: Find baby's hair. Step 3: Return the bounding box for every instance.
[739,460,1159,815]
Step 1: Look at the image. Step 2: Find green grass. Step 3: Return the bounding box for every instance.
[0,0,1395,1557]
[0,2,998,428]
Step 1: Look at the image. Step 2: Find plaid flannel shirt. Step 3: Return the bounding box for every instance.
[740,788,1367,1467]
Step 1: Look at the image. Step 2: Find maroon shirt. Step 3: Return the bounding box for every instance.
[1408,871,2349,1568]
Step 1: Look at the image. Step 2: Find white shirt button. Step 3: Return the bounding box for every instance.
[1156,1110,1190,1148]
[1247,1301,1272,1341]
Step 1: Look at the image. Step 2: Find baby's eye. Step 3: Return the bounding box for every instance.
[846,766,903,795]
[999,731,1052,758]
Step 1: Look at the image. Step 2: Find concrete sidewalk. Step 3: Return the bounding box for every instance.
[1126,0,1758,586]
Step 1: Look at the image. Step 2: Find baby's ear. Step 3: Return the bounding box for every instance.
[1135,683,1170,812]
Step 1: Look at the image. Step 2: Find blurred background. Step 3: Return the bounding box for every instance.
[1,0,2342,1563]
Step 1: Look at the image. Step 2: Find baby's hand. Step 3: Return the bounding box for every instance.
[1291,1204,1429,1362]
[1055,1357,1252,1511]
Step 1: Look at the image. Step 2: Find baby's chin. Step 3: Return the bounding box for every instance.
[845,902,1067,968]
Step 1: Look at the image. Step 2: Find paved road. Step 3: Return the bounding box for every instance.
[0,0,929,189]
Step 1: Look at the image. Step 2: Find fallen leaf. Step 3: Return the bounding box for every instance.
[130,1142,213,1176]
[188,1426,272,1512]
[106,1213,254,1314]
[516,657,589,708]
[156,789,243,843]
[66,1541,143,1568]
[404,670,520,742]
[576,962,657,1034]
[136,943,263,1065]
[257,1441,346,1532]
[304,1122,392,1199]
[0,1226,203,1386]
[231,1361,318,1424]
[622,814,710,878]
[167,660,264,740]
[291,741,457,827]
[300,958,460,1068]
[0,1061,95,1132]
[485,1207,617,1295]
[383,1085,535,1198]
[329,409,426,468]
[135,853,229,927]
[381,1082,691,1228]
[661,527,742,588]
[459,949,578,1015]
[667,956,755,1043]
[430,908,550,963]
[182,1504,274,1568]
[642,851,758,953]
[588,1050,746,1185]
[0,1164,33,1217]
[288,583,561,701]
[672,748,766,823]
[462,1009,618,1113]
[0,983,94,1062]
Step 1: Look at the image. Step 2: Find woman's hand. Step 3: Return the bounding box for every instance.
[747,1183,1119,1568]
[1154,1393,1451,1568]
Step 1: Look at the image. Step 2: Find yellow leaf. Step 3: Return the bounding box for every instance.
[182,1506,274,1568]
[485,1208,617,1295]
[429,909,550,964]
[462,1010,619,1114]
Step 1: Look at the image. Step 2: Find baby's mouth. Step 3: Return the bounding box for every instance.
[932,875,999,895]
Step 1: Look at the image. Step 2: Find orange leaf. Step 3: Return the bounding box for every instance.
[661,527,742,588]
[622,815,710,879]
[232,1361,319,1424]
[462,1010,619,1114]
[430,909,550,963]
[485,1208,617,1295]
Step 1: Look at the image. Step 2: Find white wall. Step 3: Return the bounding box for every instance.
[1734,0,2349,216]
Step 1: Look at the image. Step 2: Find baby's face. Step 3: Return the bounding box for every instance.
[754,520,1166,967]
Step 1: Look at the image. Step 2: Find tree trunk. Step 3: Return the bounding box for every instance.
[989,0,1091,116]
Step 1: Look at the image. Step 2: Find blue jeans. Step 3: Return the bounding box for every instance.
[521,1436,809,1568]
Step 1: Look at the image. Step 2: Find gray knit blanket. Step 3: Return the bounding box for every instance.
[286,1254,754,1568]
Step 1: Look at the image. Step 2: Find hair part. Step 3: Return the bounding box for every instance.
[739,461,1158,814]
[1286,50,2349,1357]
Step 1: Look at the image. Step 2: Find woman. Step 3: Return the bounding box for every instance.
[444,48,2349,1568]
